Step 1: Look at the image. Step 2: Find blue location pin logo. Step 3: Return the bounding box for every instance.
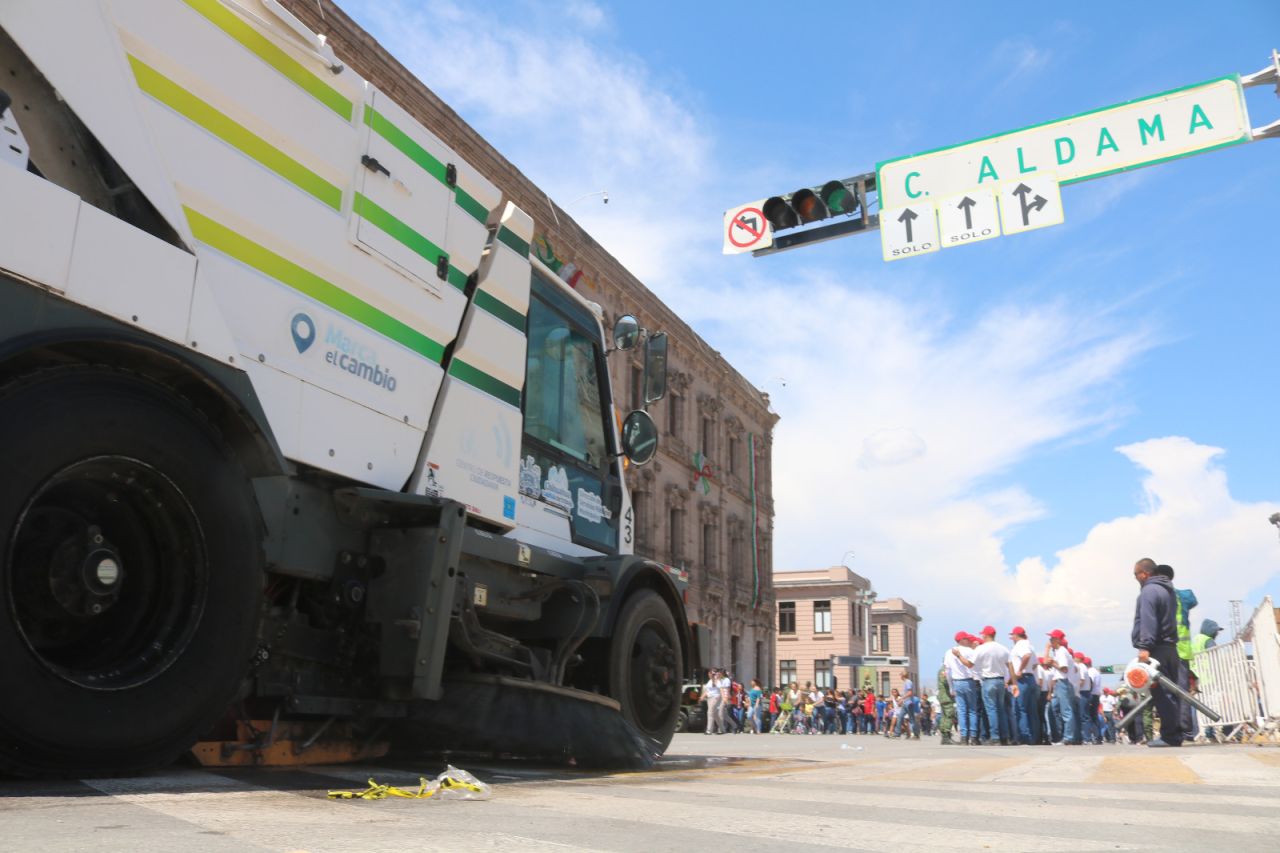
[291,313,316,353]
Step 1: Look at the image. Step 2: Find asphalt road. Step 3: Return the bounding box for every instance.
[5,732,1280,852]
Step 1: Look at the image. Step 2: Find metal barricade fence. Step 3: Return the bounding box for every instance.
[1192,639,1258,735]
[1245,596,1280,721]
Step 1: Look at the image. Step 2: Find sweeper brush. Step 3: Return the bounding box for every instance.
[392,675,661,770]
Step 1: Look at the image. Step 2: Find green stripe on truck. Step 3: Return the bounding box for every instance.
[129,55,342,211]
[184,207,446,364]
[447,358,522,408]
[182,0,354,121]
[363,107,488,225]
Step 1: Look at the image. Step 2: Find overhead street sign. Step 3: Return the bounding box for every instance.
[997,175,1064,235]
[877,76,1251,209]
[937,188,999,248]
[880,201,939,262]
[722,200,773,254]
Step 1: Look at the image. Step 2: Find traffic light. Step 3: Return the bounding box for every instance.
[762,175,873,233]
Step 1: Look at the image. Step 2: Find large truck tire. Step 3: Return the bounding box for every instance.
[0,368,264,777]
[608,589,682,751]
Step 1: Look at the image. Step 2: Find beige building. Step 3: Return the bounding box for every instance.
[772,567,875,690]
[870,598,923,696]
[283,2,779,684]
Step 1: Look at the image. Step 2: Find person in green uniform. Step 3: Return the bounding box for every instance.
[937,664,956,744]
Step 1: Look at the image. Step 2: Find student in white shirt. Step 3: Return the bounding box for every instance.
[1099,689,1118,744]
[970,626,1014,744]
[1071,652,1090,745]
[1045,629,1078,745]
[944,631,980,745]
[1008,626,1039,745]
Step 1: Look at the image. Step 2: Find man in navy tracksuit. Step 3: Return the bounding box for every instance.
[1131,557,1185,747]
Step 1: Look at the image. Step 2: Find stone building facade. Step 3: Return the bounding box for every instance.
[281,1,779,684]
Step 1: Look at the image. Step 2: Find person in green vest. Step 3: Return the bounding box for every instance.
[1191,619,1224,740]
[936,664,956,744]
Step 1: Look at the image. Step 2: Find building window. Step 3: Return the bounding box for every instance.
[778,602,795,634]
[701,523,716,571]
[755,641,763,682]
[813,600,832,634]
[668,507,682,564]
[730,635,740,675]
[870,626,878,651]
[880,671,890,696]
[879,625,890,651]
[853,600,861,637]
[666,393,682,439]
[815,659,832,689]
[728,434,740,475]
[779,659,797,686]
[701,416,715,459]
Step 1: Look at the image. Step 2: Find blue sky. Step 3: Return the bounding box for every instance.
[344,0,1280,679]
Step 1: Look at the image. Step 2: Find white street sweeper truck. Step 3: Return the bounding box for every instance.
[0,0,688,775]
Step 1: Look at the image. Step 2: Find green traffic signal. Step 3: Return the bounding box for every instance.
[821,180,858,215]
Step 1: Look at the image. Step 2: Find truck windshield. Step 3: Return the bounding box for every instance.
[524,277,608,469]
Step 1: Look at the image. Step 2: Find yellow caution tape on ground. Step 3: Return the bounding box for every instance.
[328,775,486,800]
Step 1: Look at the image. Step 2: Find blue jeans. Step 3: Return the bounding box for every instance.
[894,702,919,736]
[953,679,979,739]
[980,678,1009,742]
[1015,674,1040,744]
[1077,692,1095,743]
[1054,680,1078,744]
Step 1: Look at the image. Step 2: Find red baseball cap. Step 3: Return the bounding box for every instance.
[953,631,968,642]
[1037,656,1049,665]
[1073,651,1085,660]
[981,625,996,636]
[1009,626,1027,637]
[1047,629,1066,639]
[1084,656,1093,665]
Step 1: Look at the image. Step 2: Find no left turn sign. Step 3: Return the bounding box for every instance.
[723,200,773,255]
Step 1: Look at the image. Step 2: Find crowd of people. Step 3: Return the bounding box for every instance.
[695,559,1219,746]
[696,670,939,737]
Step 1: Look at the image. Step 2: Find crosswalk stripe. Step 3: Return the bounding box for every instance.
[621,778,1280,835]
[1087,755,1202,784]
[762,776,1280,808]
[860,756,1030,781]
[522,788,1138,851]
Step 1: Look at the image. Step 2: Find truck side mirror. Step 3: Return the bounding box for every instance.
[612,315,640,351]
[620,410,659,466]
[644,332,668,405]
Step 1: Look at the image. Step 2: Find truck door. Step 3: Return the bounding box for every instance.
[517,273,620,553]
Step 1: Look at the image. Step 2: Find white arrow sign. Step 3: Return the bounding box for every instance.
[937,188,1000,249]
[997,175,1064,235]
[880,202,939,262]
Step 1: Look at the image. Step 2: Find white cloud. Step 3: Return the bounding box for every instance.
[860,428,928,469]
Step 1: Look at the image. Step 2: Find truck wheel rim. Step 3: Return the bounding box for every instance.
[628,619,677,735]
[8,456,208,690]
